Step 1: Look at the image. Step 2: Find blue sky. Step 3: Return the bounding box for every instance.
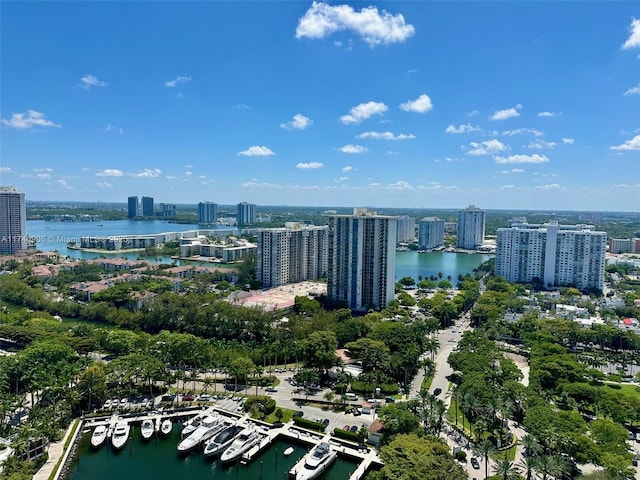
[1,1,639,211]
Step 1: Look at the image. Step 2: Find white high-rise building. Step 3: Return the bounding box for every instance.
[396,216,416,243]
[0,186,27,254]
[198,202,218,224]
[495,221,607,291]
[457,205,485,249]
[327,208,397,311]
[257,223,328,288]
[418,217,445,250]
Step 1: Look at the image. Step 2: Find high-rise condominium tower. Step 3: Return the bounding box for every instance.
[0,186,27,254]
[418,217,445,250]
[237,202,256,226]
[127,196,138,218]
[141,196,154,216]
[327,208,397,311]
[457,205,485,249]
[198,202,218,224]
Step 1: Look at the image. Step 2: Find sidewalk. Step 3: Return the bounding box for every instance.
[33,420,78,480]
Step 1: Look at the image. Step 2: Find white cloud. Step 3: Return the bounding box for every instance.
[622,18,640,50]
[494,154,549,164]
[500,185,515,190]
[280,113,313,130]
[105,124,124,134]
[233,104,252,110]
[96,169,123,177]
[57,179,72,190]
[399,94,433,113]
[526,140,557,149]
[610,135,640,151]
[340,101,388,124]
[134,168,163,178]
[342,166,354,172]
[498,168,525,174]
[624,83,640,96]
[467,110,479,117]
[97,182,112,189]
[165,75,191,87]
[184,171,193,176]
[386,180,412,189]
[387,150,399,155]
[537,111,560,117]
[466,139,509,156]
[36,173,51,179]
[444,124,481,134]
[336,176,349,183]
[339,144,368,154]
[1,110,61,129]
[356,131,415,140]
[297,162,324,169]
[33,168,53,173]
[536,183,560,190]
[490,104,522,121]
[80,74,108,89]
[562,137,575,144]
[295,2,415,46]
[0,167,13,173]
[502,128,543,137]
[237,146,276,156]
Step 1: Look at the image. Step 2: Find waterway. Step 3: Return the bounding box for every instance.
[26,220,492,281]
[69,425,358,480]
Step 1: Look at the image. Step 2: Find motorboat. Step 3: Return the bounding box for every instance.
[90,425,107,448]
[290,442,337,480]
[111,421,130,450]
[284,446,294,456]
[203,425,242,458]
[219,426,261,463]
[141,419,154,440]
[177,415,224,453]
[181,413,207,437]
[161,418,172,436]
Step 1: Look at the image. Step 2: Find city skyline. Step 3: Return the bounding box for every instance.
[1,2,639,211]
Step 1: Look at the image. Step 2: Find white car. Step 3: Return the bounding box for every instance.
[119,398,128,409]
[198,394,211,401]
[103,399,112,409]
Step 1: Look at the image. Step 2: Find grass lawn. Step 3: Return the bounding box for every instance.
[421,365,435,391]
[254,407,296,424]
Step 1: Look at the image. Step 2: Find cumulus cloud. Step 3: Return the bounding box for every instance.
[356,131,415,140]
[57,179,72,190]
[33,168,53,173]
[494,154,549,164]
[1,110,61,129]
[339,144,368,154]
[490,104,522,121]
[165,75,191,87]
[134,168,162,178]
[96,169,124,177]
[280,113,312,130]
[36,173,51,179]
[502,128,544,137]
[237,146,276,156]
[610,135,640,151]
[625,83,640,96]
[340,101,388,124]
[0,167,13,173]
[80,74,108,89]
[297,162,324,169]
[498,168,525,174]
[342,166,354,172]
[500,185,515,190]
[97,182,112,189]
[399,94,433,113]
[526,140,557,149]
[295,2,415,46]
[537,111,560,117]
[105,124,124,134]
[622,18,640,50]
[445,124,481,134]
[466,139,509,156]
[562,137,575,144]
[536,183,560,190]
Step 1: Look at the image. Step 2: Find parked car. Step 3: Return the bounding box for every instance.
[344,425,350,431]
[119,398,128,408]
[322,418,330,427]
[471,457,480,469]
[182,393,195,401]
[349,425,358,433]
[433,388,442,396]
[198,394,211,401]
[384,396,395,403]
[293,410,304,418]
[265,387,278,392]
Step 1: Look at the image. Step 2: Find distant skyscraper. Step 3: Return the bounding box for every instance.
[327,208,397,311]
[237,202,256,226]
[158,203,176,217]
[127,196,138,218]
[495,221,606,291]
[198,202,218,224]
[141,196,154,216]
[457,205,485,249]
[396,216,416,243]
[257,223,328,288]
[418,217,445,250]
[0,186,27,254]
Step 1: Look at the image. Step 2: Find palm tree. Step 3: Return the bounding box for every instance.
[493,455,520,480]
[534,454,569,480]
[517,456,537,480]
[520,434,542,458]
[476,439,496,480]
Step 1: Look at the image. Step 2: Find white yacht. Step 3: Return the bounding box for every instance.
[203,425,242,457]
[160,418,172,436]
[219,426,261,463]
[141,419,154,440]
[290,442,337,480]
[177,415,224,453]
[90,425,107,448]
[181,413,207,437]
[111,421,130,450]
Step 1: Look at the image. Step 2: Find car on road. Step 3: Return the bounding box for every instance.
[433,388,442,396]
[322,418,330,427]
[471,457,480,469]
[384,396,395,403]
[293,410,304,418]
[198,394,211,401]
[265,387,278,392]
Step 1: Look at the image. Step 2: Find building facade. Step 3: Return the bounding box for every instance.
[396,216,416,243]
[495,221,607,291]
[257,223,328,288]
[608,238,639,254]
[127,196,138,218]
[141,196,154,216]
[237,202,256,226]
[0,186,27,254]
[327,208,397,311]
[457,205,485,249]
[158,203,176,217]
[198,202,218,224]
[418,217,445,250]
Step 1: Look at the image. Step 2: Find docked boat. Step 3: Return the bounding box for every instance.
[177,415,224,453]
[219,426,261,463]
[203,425,242,458]
[284,446,294,456]
[111,421,130,450]
[161,418,172,436]
[181,413,207,437]
[289,442,337,480]
[90,425,107,448]
[141,419,154,440]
